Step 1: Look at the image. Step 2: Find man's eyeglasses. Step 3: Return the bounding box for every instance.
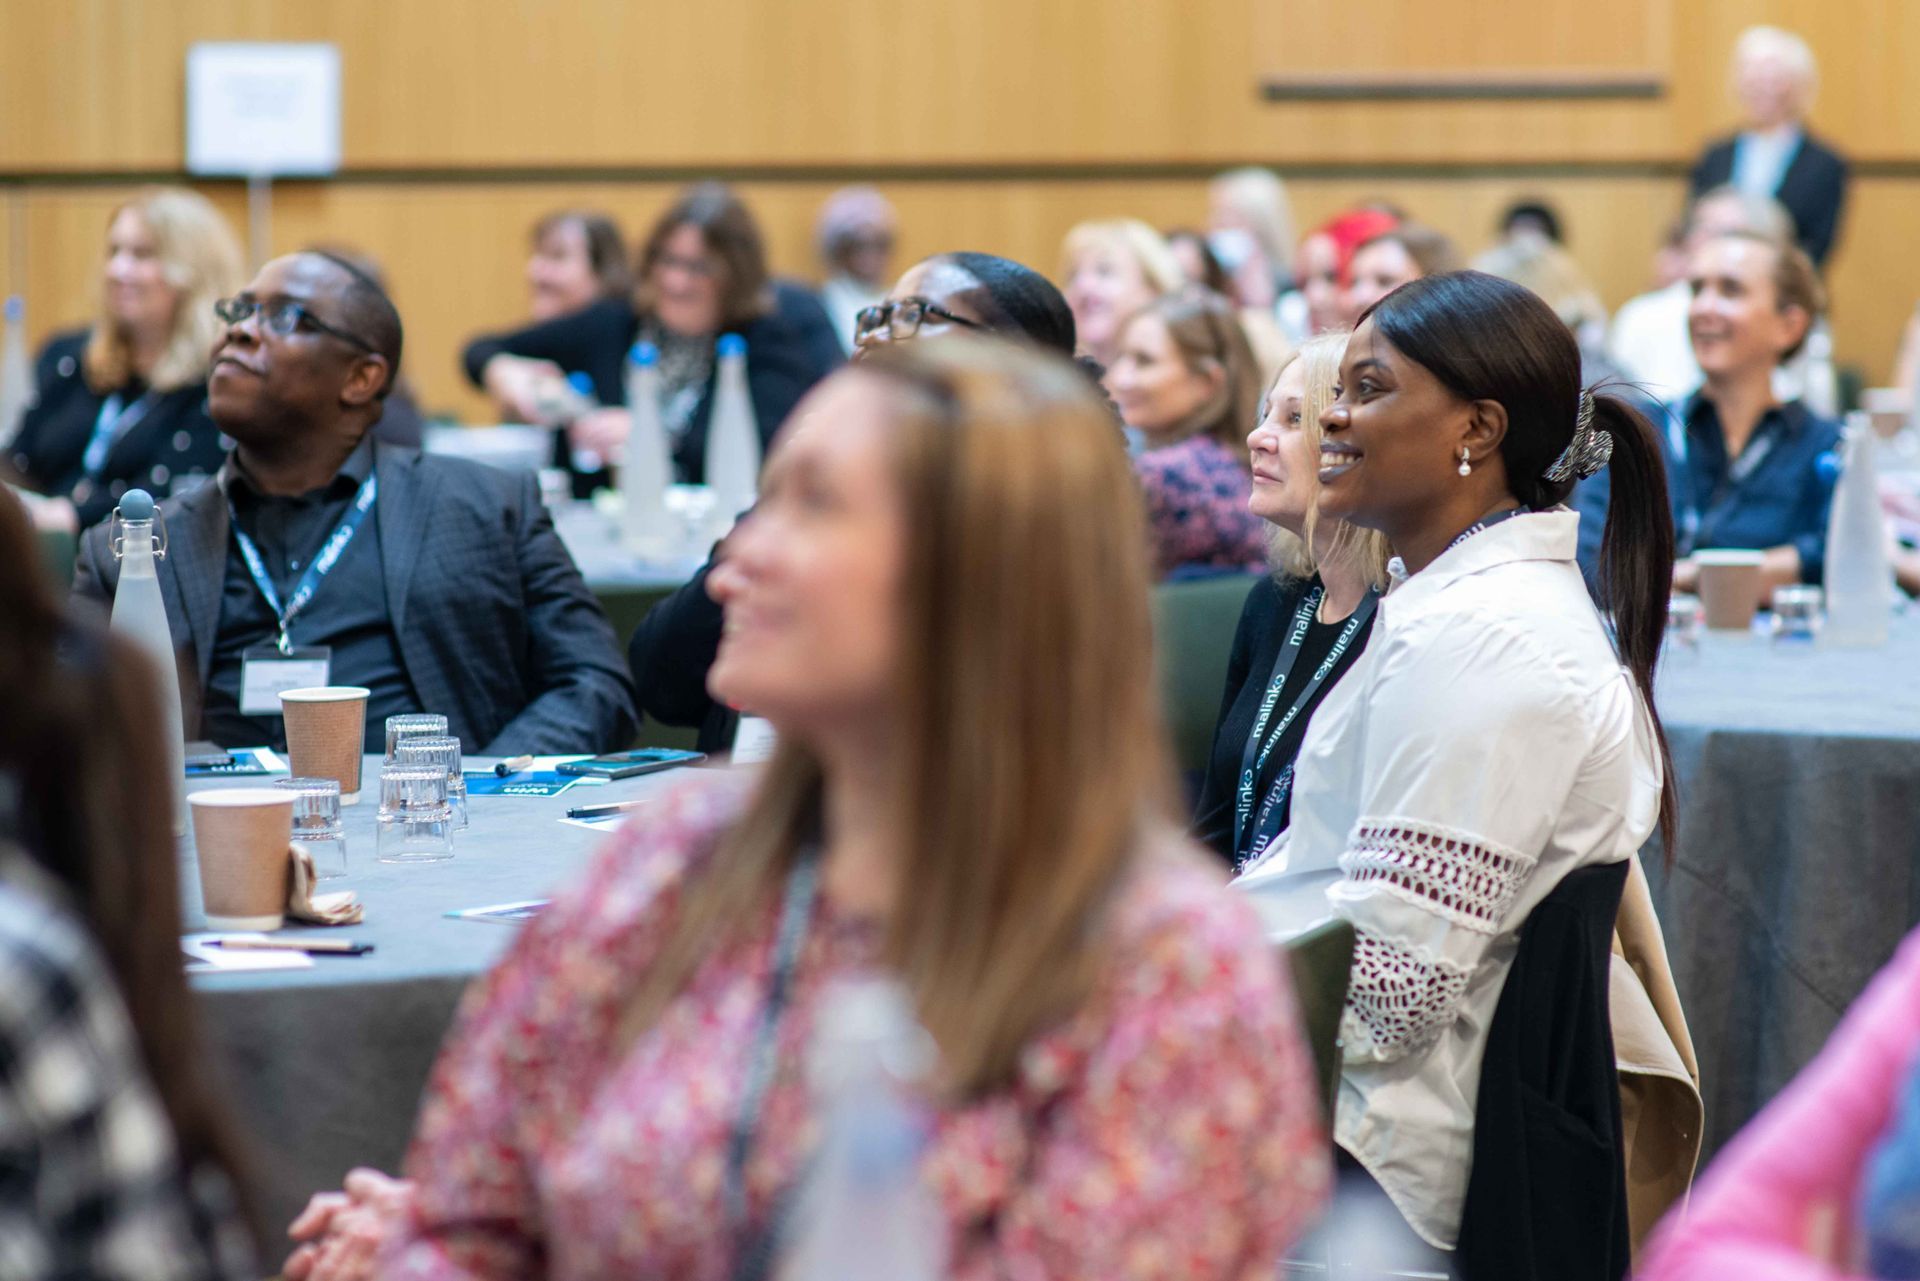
[853,297,988,348]
[214,296,376,353]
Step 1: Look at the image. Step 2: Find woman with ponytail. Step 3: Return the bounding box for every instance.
[1236,271,1675,1267]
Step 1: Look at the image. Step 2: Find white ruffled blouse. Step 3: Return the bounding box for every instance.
[1234,507,1664,1250]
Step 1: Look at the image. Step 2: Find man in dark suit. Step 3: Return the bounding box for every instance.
[1688,25,1848,268]
[74,251,635,755]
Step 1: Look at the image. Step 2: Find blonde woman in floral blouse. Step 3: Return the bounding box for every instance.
[284,339,1329,1281]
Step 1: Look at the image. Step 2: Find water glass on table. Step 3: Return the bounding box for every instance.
[385,713,449,763]
[376,764,455,864]
[275,777,348,880]
[1771,584,1824,643]
[1666,593,1704,657]
[395,734,467,831]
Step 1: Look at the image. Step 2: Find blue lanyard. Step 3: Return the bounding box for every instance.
[226,472,378,654]
[1232,584,1378,862]
[81,391,159,478]
[725,850,821,1281]
[1444,504,1530,554]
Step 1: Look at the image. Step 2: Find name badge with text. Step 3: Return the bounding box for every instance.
[731,715,778,764]
[240,645,333,715]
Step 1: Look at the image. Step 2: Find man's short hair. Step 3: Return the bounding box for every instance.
[308,250,404,399]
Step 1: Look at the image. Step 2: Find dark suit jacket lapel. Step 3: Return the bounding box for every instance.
[162,480,229,696]
[376,443,435,638]
[1776,133,1816,201]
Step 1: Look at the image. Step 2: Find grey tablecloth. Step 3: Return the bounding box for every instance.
[185,759,689,1240]
[1647,613,1920,1159]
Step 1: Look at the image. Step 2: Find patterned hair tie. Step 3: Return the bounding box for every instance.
[1543,388,1614,484]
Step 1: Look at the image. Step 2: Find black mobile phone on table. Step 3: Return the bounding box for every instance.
[556,748,707,780]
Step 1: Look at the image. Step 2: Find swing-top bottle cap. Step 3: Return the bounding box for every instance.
[716,333,747,360]
[628,341,659,367]
[565,371,596,396]
[3,296,22,323]
[118,489,156,521]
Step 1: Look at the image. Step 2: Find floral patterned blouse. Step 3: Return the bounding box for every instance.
[380,775,1329,1280]
[1134,434,1268,579]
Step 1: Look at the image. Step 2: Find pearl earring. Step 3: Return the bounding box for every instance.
[1458,447,1472,477]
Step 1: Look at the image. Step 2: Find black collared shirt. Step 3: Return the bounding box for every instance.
[201,439,418,751]
[1679,394,1842,582]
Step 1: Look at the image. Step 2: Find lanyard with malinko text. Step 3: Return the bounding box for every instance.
[1233,583,1378,864]
[227,472,378,654]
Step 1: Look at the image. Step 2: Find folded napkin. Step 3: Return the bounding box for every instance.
[288,842,364,925]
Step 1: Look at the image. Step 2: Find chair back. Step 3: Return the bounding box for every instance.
[1151,572,1259,780]
[1281,916,1355,1123]
[36,524,75,598]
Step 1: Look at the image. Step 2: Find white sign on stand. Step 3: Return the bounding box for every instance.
[186,42,341,176]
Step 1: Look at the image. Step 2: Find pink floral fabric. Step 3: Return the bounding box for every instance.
[380,774,1329,1279]
[1133,434,1268,580]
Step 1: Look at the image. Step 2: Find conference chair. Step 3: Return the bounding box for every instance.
[1150,572,1260,784]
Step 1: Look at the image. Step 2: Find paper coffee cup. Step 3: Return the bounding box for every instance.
[280,687,370,804]
[189,789,294,931]
[1694,549,1767,632]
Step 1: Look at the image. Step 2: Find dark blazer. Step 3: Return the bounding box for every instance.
[460,284,840,484]
[1689,131,1849,267]
[626,558,736,753]
[8,329,228,531]
[71,441,637,755]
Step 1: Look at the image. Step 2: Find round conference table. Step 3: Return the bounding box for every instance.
[185,758,689,1238]
[187,614,1920,1238]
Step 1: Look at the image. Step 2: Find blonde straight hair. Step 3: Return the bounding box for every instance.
[84,187,244,394]
[621,338,1176,1100]
[1266,332,1394,588]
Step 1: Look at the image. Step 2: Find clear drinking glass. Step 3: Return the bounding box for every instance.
[384,713,449,764]
[275,776,348,880]
[396,734,467,831]
[1667,593,1705,657]
[1770,584,1824,642]
[376,764,454,863]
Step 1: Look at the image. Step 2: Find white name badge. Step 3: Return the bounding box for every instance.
[240,645,333,715]
[730,715,778,764]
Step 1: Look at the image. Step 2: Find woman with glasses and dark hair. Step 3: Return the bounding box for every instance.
[8,187,244,534]
[1107,289,1269,579]
[461,183,840,487]
[525,210,631,323]
[630,251,1095,756]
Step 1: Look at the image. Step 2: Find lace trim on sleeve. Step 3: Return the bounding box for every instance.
[1341,927,1475,1060]
[1338,817,1537,936]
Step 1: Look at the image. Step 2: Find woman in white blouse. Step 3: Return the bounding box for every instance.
[1237,270,1677,1264]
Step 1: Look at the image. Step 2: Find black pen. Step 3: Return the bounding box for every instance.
[565,800,647,820]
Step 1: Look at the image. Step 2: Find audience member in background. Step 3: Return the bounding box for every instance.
[1059,217,1183,369]
[1689,26,1848,268]
[813,185,897,355]
[1672,232,1840,600]
[1193,333,1390,866]
[463,183,840,486]
[8,187,242,534]
[1237,272,1675,1270]
[0,491,255,1279]
[285,340,1330,1281]
[1475,232,1674,591]
[630,251,1089,755]
[73,251,634,755]
[1109,289,1269,579]
[302,244,427,448]
[1343,224,1460,323]
[1638,924,1920,1278]
[1207,166,1307,337]
[524,210,630,323]
[1609,185,1795,405]
[1168,225,1291,386]
[1497,198,1566,246]
[1295,207,1401,337]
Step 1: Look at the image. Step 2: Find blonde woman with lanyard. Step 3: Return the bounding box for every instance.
[283,338,1330,1281]
[1193,332,1391,867]
[1238,272,1676,1277]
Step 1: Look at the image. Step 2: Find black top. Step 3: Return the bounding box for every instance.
[1191,574,1375,864]
[8,329,227,530]
[459,282,841,484]
[627,557,737,753]
[202,439,416,751]
[1679,394,1842,582]
[1689,131,1849,268]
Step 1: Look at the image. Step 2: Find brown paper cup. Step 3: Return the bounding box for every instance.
[1695,550,1766,632]
[280,687,370,804]
[189,789,294,931]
